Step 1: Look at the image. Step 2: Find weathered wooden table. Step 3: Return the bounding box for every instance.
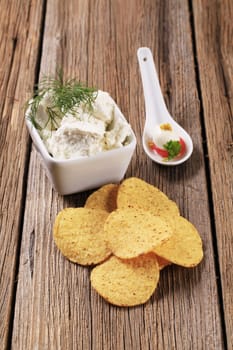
[1,0,232,349]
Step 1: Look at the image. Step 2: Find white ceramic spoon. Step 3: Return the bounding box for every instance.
[137,47,193,165]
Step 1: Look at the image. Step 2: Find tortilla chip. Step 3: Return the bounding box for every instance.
[90,254,159,306]
[154,216,203,267]
[85,184,118,212]
[117,177,180,217]
[104,208,173,259]
[53,207,111,265]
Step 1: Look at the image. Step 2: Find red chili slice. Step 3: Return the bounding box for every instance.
[148,141,169,158]
[148,138,186,159]
[179,137,186,157]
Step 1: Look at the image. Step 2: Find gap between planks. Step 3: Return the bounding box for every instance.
[188,1,228,349]
[6,1,48,349]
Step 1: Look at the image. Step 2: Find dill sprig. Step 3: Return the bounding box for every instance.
[26,71,97,130]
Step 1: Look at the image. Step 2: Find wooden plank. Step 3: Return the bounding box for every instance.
[0,1,45,349]
[12,0,224,349]
[192,0,233,348]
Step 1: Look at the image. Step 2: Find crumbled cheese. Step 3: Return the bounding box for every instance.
[36,90,131,159]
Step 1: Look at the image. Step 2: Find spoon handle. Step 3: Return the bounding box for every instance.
[137,47,170,125]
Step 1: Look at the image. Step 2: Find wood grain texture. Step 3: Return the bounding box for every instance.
[10,0,226,349]
[0,0,44,348]
[193,0,233,348]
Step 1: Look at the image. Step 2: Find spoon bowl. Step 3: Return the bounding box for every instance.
[137,47,193,166]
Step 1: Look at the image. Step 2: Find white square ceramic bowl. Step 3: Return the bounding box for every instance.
[26,103,136,195]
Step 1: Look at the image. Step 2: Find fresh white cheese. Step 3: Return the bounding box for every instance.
[35,92,63,130]
[152,124,179,148]
[36,90,131,159]
[91,90,114,124]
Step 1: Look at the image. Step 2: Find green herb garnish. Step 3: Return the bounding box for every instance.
[163,140,181,160]
[26,70,97,130]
